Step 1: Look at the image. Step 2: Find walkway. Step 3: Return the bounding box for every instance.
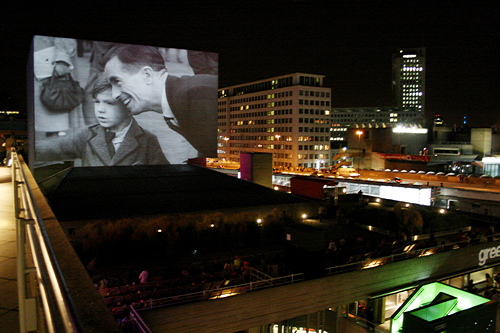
[0,166,18,331]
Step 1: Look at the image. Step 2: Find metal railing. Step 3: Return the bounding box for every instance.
[12,149,81,332]
[132,271,305,313]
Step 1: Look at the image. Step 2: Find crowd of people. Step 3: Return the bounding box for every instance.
[93,252,279,330]
[466,272,500,303]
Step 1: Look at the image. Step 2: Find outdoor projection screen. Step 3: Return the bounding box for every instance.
[29,36,218,167]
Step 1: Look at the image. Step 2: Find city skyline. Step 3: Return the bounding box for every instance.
[0,0,497,127]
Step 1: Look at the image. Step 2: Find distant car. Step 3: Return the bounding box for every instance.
[393,177,402,183]
[413,182,424,186]
[446,173,456,176]
[392,169,399,172]
[436,172,445,175]
[409,170,417,173]
[400,170,408,173]
[480,174,492,178]
[384,169,391,172]
[426,171,435,175]
[417,171,426,174]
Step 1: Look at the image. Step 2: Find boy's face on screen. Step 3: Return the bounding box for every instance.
[94,89,131,132]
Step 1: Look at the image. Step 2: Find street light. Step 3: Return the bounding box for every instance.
[355,130,363,142]
[355,131,364,170]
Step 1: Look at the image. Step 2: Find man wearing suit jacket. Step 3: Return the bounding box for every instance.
[102,44,217,159]
[36,76,168,166]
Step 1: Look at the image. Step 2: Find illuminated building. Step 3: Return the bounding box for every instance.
[330,106,424,145]
[392,48,426,115]
[218,73,332,169]
[434,114,444,127]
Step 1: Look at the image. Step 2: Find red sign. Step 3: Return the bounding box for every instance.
[378,153,430,162]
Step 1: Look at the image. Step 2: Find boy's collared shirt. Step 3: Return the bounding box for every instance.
[109,119,133,152]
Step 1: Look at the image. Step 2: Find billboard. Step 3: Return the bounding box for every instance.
[29,35,218,167]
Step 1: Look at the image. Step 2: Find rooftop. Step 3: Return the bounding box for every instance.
[46,164,309,221]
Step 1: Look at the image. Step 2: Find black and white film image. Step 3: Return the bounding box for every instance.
[32,35,218,167]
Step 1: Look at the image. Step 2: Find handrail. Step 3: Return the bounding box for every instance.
[129,307,152,333]
[12,149,80,332]
[132,272,305,313]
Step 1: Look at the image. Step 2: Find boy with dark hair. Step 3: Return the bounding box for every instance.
[36,76,168,166]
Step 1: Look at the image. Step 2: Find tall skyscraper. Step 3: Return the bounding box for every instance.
[392,48,426,115]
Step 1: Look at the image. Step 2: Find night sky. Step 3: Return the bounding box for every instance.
[0,0,497,127]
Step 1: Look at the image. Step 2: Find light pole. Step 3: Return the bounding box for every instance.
[223,137,229,167]
[355,130,363,144]
[355,130,363,170]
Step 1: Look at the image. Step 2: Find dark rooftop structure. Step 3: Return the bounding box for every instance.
[46,164,311,221]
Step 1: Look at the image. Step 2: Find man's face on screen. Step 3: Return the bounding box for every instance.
[104,57,153,114]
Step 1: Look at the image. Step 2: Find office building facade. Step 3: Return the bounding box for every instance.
[392,48,426,114]
[218,73,332,169]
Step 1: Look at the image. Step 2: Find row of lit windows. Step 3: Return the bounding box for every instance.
[274,162,293,167]
[273,153,293,159]
[401,74,422,79]
[227,109,293,118]
[227,90,293,104]
[231,118,293,126]
[229,127,292,133]
[298,154,329,160]
[299,76,322,87]
[298,136,329,142]
[298,90,330,98]
[274,154,293,160]
[299,100,330,106]
[265,91,293,99]
[299,109,329,115]
[241,144,293,150]
[226,135,292,141]
[399,80,422,86]
[402,66,423,71]
[299,127,329,133]
[231,77,294,96]
[230,94,266,103]
[298,145,329,151]
[228,100,293,111]
[230,143,293,150]
[298,118,330,124]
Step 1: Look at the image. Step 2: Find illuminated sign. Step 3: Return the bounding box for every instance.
[392,127,428,134]
[377,153,431,162]
[478,244,500,266]
[391,282,492,333]
[30,35,218,167]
